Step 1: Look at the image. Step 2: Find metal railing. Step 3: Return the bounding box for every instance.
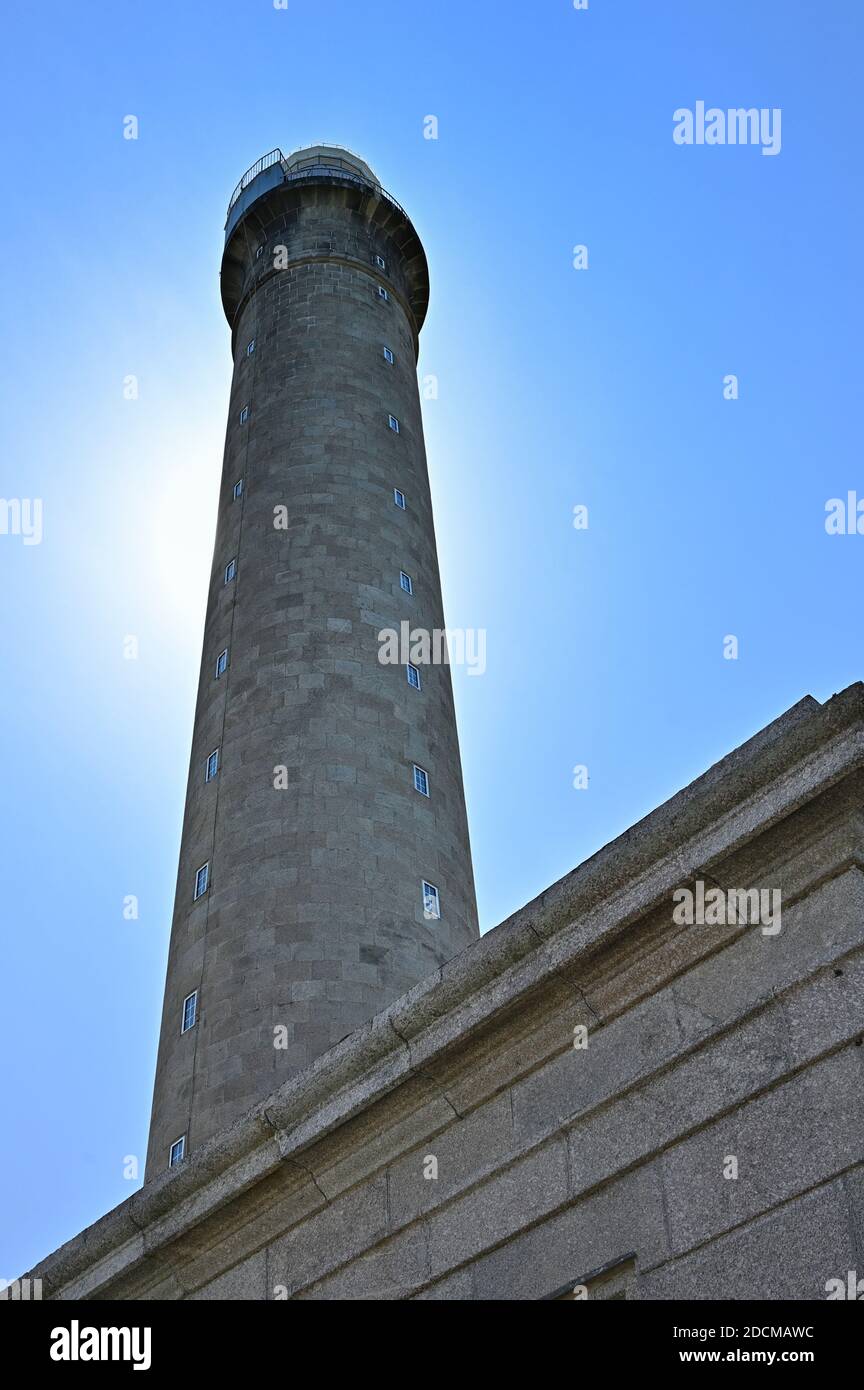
[281,163,409,222]
[226,149,410,225]
[227,148,285,214]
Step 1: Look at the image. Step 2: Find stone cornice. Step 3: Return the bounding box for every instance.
[27,683,864,1298]
[220,174,430,345]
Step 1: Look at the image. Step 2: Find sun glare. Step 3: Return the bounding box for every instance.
[149,447,218,633]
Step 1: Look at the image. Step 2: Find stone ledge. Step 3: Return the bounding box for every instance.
[25,683,864,1298]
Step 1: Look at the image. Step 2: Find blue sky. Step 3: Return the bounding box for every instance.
[1,0,861,1279]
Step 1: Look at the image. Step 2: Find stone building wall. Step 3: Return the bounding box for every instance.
[25,684,864,1300]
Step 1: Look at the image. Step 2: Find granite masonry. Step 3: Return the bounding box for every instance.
[146,147,478,1178]
[18,681,864,1299]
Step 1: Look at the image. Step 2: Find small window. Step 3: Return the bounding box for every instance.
[239,405,250,424]
[224,558,237,584]
[194,862,210,900]
[413,765,429,797]
[181,991,198,1034]
[407,663,421,691]
[233,478,244,501]
[205,748,219,782]
[422,881,440,920]
[383,345,395,365]
[375,254,387,270]
[393,488,406,509]
[388,415,400,433]
[256,245,264,260]
[215,648,229,678]
[400,570,413,595]
[246,339,256,356]
[378,286,389,302]
[169,1136,186,1167]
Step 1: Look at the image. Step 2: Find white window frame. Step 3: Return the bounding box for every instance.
[413,765,429,797]
[378,286,389,302]
[205,748,219,782]
[216,648,228,678]
[422,881,441,920]
[393,488,406,509]
[224,558,237,584]
[407,663,421,691]
[400,570,413,595]
[169,1136,186,1167]
[194,862,210,900]
[233,478,243,500]
[375,254,387,270]
[388,414,400,433]
[181,990,198,1034]
[256,245,264,260]
[239,405,250,424]
[383,345,395,365]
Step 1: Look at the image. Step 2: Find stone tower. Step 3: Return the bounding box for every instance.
[145,146,479,1178]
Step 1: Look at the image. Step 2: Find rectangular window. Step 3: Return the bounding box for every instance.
[375,254,387,270]
[388,415,400,433]
[378,286,389,302]
[256,245,264,259]
[422,881,440,919]
[224,558,237,584]
[400,570,413,595]
[216,648,228,678]
[205,748,219,782]
[169,1136,186,1167]
[407,663,421,691]
[413,765,429,797]
[233,478,244,501]
[194,862,210,900]
[239,405,250,424]
[393,488,406,509]
[181,990,198,1034]
[246,338,256,356]
[383,345,395,365]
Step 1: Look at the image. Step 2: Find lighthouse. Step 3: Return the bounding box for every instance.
[145,146,479,1177]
